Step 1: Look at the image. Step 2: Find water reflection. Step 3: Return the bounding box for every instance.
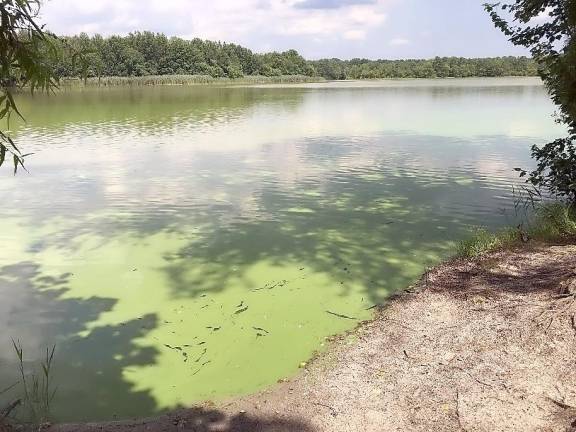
[0,78,565,422]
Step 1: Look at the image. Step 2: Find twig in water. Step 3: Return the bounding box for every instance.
[325,310,358,320]
[194,348,207,363]
[234,306,249,315]
[191,360,211,376]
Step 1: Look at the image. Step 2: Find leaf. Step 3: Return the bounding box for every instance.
[13,154,19,175]
[6,91,25,122]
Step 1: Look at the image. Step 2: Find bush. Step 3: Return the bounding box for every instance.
[517,137,576,204]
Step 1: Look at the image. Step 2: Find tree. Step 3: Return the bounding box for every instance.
[0,0,59,173]
[485,1,576,203]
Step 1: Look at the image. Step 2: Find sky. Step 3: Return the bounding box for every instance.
[39,0,529,60]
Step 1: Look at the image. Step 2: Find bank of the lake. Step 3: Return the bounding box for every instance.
[33,238,576,432]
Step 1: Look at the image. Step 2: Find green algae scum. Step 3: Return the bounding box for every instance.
[0,78,566,422]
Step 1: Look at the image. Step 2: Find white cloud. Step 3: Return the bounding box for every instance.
[343,30,367,40]
[389,37,410,46]
[40,0,389,45]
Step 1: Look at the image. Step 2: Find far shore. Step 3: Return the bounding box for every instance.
[55,74,542,88]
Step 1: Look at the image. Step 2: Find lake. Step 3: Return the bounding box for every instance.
[0,77,564,422]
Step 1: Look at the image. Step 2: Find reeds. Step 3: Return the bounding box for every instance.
[61,74,324,87]
[9,340,57,426]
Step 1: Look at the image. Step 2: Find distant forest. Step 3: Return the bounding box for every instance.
[51,32,539,80]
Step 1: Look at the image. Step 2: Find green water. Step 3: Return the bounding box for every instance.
[0,78,565,422]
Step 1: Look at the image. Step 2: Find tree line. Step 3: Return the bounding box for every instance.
[48,31,538,80]
[311,56,537,79]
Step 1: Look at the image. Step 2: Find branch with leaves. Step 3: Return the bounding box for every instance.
[485,0,576,203]
[0,0,86,174]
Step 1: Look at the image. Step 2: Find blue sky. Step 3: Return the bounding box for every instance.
[40,0,528,59]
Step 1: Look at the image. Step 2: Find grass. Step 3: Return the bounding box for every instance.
[60,74,325,87]
[2,340,57,428]
[456,202,576,258]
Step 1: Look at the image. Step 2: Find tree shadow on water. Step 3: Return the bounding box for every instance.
[0,262,162,422]
[159,171,490,304]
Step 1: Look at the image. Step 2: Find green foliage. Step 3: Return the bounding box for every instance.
[50,32,318,80]
[310,56,538,79]
[48,32,538,82]
[456,227,518,258]
[0,0,60,173]
[456,203,576,257]
[516,138,576,202]
[0,1,86,173]
[485,0,576,203]
[530,201,576,238]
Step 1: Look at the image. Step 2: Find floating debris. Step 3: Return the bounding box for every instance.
[252,326,269,334]
[206,326,221,331]
[195,348,207,363]
[191,360,212,376]
[236,301,244,308]
[163,344,183,351]
[253,280,288,291]
[325,310,358,320]
[234,306,249,315]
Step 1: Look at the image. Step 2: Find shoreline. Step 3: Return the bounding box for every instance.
[35,239,576,432]
[54,75,541,88]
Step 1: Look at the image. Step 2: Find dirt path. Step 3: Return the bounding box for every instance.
[40,243,576,431]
